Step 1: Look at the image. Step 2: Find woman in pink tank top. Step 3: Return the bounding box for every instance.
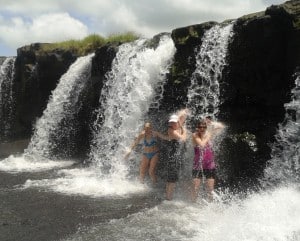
[191,118,225,202]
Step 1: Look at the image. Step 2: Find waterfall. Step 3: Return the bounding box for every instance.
[185,23,234,182]
[89,35,175,179]
[25,54,94,160]
[187,23,234,120]
[261,72,300,186]
[0,57,16,139]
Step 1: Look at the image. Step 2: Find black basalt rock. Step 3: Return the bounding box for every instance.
[218,0,300,186]
[160,22,217,112]
[74,43,119,159]
[12,44,78,140]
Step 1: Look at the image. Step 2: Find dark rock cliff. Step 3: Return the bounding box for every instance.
[13,44,77,138]
[74,44,119,158]
[219,1,300,185]
[1,0,299,187]
[160,21,218,111]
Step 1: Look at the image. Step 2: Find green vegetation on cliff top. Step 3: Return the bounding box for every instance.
[41,32,139,55]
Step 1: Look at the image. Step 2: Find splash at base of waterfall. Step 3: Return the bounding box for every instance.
[0,155,74,173]
[21,167,149,197]
[63,185,300,241]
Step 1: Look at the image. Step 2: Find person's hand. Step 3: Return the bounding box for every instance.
[179,108,190,117]
[177,108,190,126]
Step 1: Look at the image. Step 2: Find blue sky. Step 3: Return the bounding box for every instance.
[0,0,286,56]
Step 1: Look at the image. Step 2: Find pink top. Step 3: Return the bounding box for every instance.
[193,143,215,170]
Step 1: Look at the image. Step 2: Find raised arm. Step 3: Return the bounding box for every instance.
[177,108,189,127]
[168,126,187,142]
[208,121,225,137]
[152,130,169,141]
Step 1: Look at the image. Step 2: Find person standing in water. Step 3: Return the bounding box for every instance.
[191,118,225,202]
[155,109,189,200]
[125,122,160,185]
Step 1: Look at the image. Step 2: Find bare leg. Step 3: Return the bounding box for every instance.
[139,155,150,183]
[191,178,201,202]
[166,182,176,200]
[149,153,159,185]
[206,178,215,201]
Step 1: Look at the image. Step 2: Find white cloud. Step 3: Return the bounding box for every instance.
[74,0,283,38]
[0,13,88,49]
[0,0,287,55]
[0,0,61,14]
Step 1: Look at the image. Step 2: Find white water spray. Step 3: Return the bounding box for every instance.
[185,23,234,182]
[63,186,300,241]
[0,57,16,138]
[0,54,93,173]
[90,35,175,179]
[187,23,234,120]
[25,54,94,159]
[262,72,300,186]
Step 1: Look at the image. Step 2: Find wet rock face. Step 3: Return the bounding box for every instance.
[74,44,119,159]
[1,43,119,159]
[160,22,217,111]
[13,44,77,139]
[219,2,300,184]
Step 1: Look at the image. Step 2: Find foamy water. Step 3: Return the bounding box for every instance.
[22,167,148,197]
[0,155,74,173]
[63,185,300,241]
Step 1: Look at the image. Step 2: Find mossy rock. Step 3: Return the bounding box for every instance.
[171,22,217,46]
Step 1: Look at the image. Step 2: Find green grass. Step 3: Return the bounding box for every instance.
[41,32,139,55]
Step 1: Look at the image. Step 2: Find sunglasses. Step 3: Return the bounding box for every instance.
[198,126,207,129]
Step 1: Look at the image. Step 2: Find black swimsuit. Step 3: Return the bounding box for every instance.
[166,139,185,182]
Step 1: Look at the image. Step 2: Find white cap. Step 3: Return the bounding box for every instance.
[168,114,179,123]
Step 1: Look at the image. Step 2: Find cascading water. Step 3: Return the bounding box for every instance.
[19,35,176,196]
[90,35,175,180]
[25,54,94,159]
[187,23,234,121]
[0,57,16,139]
[0,54,94,173]
[261,72,300,186]
[186,23,234,181]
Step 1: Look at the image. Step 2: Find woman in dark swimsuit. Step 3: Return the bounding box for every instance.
[155,109,189,200]
[165,111,188,200]
[125,122,160,184]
